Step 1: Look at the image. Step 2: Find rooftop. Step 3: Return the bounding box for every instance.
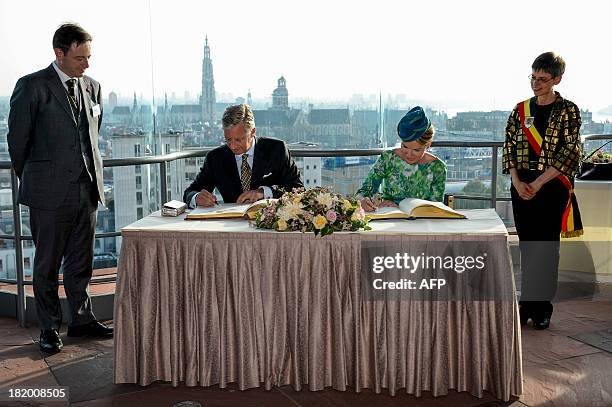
[1,294,611,406]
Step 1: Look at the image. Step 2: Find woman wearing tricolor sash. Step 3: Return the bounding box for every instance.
[502,52,583,330]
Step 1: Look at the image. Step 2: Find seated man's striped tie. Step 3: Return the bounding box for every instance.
[241,153,251,192]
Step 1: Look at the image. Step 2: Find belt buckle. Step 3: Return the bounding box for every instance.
[528,161,540,171]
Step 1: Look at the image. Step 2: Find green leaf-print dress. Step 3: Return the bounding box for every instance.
[356,150,447,203]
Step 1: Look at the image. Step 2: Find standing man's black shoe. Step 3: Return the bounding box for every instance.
[39,329,63,353]
[532,301,553,330]
[67,320,113,338]
[533,316,551,330]
[519,301,532,325]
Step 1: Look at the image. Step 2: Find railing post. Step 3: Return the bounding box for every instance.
[159,161,168,204]
[491,146,498,209]
[11,170,27,327]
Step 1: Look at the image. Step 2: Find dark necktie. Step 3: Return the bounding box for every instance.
[65,79,78,110]
[240,154,251,192]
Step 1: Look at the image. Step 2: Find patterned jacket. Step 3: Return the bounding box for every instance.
[502,92,582,177]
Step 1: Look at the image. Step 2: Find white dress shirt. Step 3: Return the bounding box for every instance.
[189,138,272,208]
[52,61,81,108]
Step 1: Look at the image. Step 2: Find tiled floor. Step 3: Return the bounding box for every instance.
[1,297,611,407]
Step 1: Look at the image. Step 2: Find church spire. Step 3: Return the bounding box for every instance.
[201,35,215,126]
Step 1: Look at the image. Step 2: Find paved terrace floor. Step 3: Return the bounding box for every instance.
[1,294,611,407]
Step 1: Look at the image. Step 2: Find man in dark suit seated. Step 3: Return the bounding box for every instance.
[184,104,303,207]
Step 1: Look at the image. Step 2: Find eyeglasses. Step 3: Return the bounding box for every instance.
[528,75,555,85]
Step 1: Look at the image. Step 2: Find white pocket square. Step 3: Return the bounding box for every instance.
[263,172,273,178]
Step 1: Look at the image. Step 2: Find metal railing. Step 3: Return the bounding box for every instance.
[4,136,607,326]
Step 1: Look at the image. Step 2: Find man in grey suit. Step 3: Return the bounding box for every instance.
[8,23,112,353]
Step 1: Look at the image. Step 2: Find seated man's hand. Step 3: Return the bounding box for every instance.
[196,189,218,207]
[360,197,377,212]
[237,188,264,204]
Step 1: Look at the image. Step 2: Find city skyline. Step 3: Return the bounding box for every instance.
[2,0,612,119]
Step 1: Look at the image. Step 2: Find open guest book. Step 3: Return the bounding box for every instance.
[366,197,466,220]
[185,199,276,220]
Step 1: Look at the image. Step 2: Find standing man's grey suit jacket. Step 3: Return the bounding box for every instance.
[8,64,104,209]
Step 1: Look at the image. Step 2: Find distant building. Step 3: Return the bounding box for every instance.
[0,210,35,279]
[307,108,351,148]
[321,156,376,197]
[107,106,132,126]
[111,131,184,249]
[351,110,380,147]
[581,109,593,124]
[111,132,150,235]
[447,110,510,140]
[580,109,602,134]
[287,142,322,189]
[253,76,307,143]
[200,36,216,126]
[272,76,289,110]
[108,91,118,113]
[0,119,8,161]
[170,105,201,127]
[383,109,405,146]
[384,107,448,145]
[163,37,217,134]
[135,105,152,130]
[253,109,307,143]
[156,93,170,130]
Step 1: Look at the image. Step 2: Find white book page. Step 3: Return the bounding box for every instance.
[189,203,251,216]
[399,198,463,217]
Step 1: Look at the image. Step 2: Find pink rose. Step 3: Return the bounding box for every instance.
[326,210,337,223]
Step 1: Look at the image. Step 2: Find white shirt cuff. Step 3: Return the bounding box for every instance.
[261,186,273,199]
[189,193,199,209]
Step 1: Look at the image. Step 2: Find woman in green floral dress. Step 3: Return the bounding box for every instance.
[356,106,447,211]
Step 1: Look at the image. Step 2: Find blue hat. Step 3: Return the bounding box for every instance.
[397,106,431,142]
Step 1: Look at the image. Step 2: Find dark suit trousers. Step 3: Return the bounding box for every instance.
[29,177,98,330]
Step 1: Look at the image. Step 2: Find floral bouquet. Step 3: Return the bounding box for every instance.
[577,141,612,180]
[254,187,370,236]
[584,148,611,163]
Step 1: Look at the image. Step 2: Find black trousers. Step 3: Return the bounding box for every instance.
[30,178,98,330]
[511,170,567,303]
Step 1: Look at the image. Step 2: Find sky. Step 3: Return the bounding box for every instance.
[1,0,612,116]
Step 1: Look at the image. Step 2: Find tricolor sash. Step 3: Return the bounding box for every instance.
[518,99,583,238]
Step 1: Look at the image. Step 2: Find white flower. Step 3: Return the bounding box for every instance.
[351,207,365,221]
[316,192,335,209]
[277,201,304,221]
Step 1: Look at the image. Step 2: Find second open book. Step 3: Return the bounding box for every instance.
[366,197,466,220]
